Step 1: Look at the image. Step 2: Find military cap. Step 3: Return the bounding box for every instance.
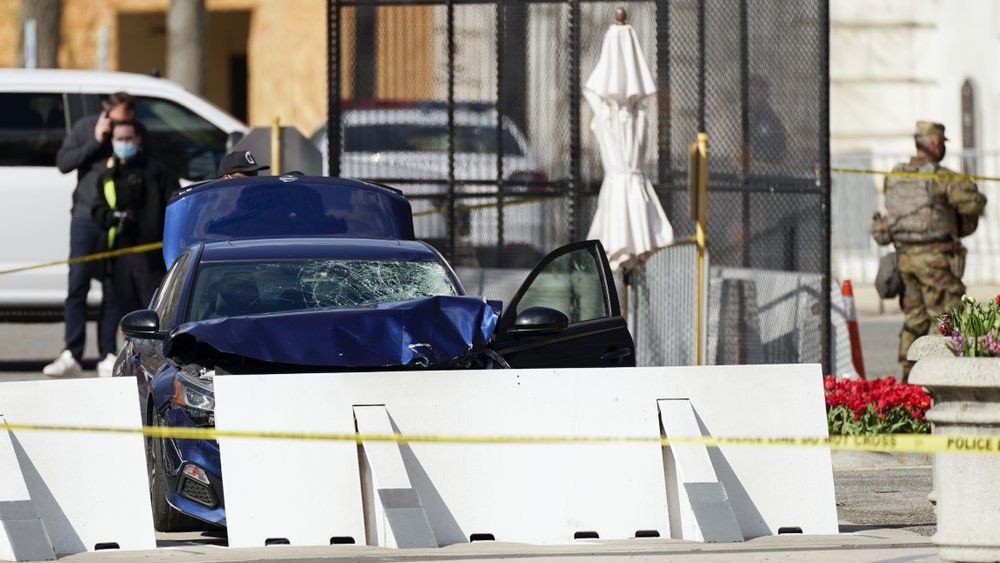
[915,120,948,140]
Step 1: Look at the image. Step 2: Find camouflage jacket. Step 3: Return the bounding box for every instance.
[872,156,986,246]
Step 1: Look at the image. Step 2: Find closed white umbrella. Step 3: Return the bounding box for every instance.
[584,15,673,272]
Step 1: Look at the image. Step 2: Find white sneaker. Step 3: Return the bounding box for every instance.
[42,350,82,378]
[97,353,117,378]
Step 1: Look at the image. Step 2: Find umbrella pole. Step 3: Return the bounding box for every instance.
[622,268,630,323]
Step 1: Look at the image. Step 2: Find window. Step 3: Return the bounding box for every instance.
[154,251,192,328]
[188,259,457,321]
[134,97,228,181]
[0,93,66,166]
[961,79,977,175]
[515,247,608,324]
[344,124,524,155]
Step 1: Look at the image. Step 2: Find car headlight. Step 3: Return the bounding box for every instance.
[173,371,215,425]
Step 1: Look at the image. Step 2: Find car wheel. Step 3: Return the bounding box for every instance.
[147,413,206,532]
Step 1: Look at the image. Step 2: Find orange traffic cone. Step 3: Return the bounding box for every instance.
[841,280,866,379]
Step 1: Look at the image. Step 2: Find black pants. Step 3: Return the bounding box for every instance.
[113,253,166,317]
[65,217,118,361]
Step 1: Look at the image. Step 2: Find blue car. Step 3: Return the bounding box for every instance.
[115,175,634,531]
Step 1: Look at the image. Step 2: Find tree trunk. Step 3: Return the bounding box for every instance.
[167,0,206,94]
[18,0,60,68]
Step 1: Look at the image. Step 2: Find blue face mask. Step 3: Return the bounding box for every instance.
[112,141,138,161]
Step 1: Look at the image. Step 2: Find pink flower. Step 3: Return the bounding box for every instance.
[951,331,965,354]
[937,314,953,336]
[983,333,1000,356]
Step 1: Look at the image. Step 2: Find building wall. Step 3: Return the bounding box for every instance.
[829,0,1000,286]
[1,0,330,131]
[244,0,326,132]
[830,0,1000,155]
[0,0,17,67]
[374,6,434,100]
[117,10,251,122]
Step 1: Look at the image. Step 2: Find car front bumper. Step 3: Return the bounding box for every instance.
[162,407,226,527]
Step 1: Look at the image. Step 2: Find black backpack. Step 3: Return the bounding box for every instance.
[875,252,902,299]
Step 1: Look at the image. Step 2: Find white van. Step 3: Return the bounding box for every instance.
[0,69,246,318]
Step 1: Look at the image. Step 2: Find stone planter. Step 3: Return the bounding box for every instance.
[910,335,1000,563]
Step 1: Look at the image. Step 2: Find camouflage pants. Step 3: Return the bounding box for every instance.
[897,247,965,374]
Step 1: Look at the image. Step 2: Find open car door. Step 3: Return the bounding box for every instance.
[493,240,635,368]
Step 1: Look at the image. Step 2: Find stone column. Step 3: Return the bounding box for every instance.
[167,0,206,95]
[910,338,1000,562]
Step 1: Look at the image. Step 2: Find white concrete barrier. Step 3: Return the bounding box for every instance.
[0,415,55,561]
[0,379,156,556]
[214,365,838,548]
[659,399,743,542]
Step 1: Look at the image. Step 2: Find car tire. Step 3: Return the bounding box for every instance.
[147,413,206,532]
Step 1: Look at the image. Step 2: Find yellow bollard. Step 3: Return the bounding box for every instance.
[271,117,281,175]
[689,132,709,365]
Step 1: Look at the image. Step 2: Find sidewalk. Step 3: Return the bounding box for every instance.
[50,530,936,562]
[852,283,1000,378]
[852,283,1000,317]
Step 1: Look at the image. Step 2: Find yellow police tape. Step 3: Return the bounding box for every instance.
[0,197,551,276]
[0,167,988,278]
[832,167,1000,184]
[0,241,163,276]
[1,421,998,455]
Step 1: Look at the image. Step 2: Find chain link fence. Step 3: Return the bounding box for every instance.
[326,0,831,369]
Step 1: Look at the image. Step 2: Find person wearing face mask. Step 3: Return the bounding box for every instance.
[871,121,987,379]
[46,92,152,378]
[91,121,179,322]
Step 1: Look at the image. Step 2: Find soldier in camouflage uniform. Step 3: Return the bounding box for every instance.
[872,121,987,379]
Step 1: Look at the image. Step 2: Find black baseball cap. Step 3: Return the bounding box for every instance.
[218,150,270,177]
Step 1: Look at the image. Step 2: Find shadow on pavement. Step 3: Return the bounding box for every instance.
[156,530,228,548]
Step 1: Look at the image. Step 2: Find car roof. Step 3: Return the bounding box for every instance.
[342,108,504,127]
[0,69,246,133]
[199,237,442,263]
[0,68,174,89]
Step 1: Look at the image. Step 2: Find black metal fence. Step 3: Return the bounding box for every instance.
[325,0,831,368]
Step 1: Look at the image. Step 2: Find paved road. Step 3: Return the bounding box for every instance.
[834,463,934,537]
[0,321,103,380]
[857,313,904,379]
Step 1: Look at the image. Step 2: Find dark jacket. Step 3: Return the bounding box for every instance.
[91,152,179,251]
[57,114,150,219]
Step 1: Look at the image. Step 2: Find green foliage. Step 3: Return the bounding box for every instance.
[940,294,1000,357]
[827,404,929,436]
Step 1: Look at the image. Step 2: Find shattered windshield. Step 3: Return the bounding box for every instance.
[188,259,457,321]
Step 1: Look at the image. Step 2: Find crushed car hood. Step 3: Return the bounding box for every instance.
[166,295,499,369]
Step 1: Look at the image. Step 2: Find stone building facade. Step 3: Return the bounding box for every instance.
[0,0,324,130]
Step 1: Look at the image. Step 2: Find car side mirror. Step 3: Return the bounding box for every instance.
[508,306,568,336]
[120,309,167,340]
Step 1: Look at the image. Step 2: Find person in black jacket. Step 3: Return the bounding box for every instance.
[92,120,179,317]
[45,92,145,378]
